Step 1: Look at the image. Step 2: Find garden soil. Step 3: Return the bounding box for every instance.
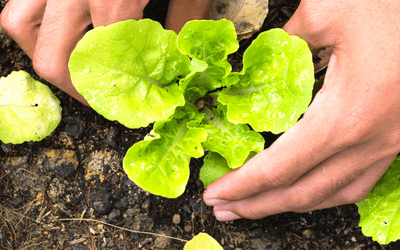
[1,0,400,249]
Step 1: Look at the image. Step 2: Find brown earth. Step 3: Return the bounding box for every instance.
[1,0,400,249]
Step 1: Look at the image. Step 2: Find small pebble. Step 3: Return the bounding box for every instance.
[302,229,314,239]
[106,127,118,146]
[172,214,181,225]
[184,225,192,232]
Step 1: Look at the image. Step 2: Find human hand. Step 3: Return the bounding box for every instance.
[165,0,213,33]
[203,0,400,221]
[0,0,212,105]
[0,0,150,105]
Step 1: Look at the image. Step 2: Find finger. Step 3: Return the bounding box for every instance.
[301,154,396,212]
[165,0,213,33]
[32,0,91,104]
[211,144,395,221]
[0,0,47,58]
[88,0,149,27]
[282,1,339,49]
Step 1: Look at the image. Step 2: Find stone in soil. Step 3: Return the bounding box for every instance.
[84,149,123,183]
[63,116,85,138]
[37,149,78,178]
[106,126,119,146]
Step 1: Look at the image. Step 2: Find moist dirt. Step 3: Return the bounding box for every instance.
[1,0,400,249]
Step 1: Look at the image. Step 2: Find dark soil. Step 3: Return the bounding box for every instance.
[1,0,400,249]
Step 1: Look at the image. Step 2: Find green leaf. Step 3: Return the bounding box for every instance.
[123,105,207,198]
[200,105,264,169]
[178,19,239,76]
[0,71,62,144]
[181,66,227,103]
[218,28,314,134]
[356,157,400,244]
[200,152,232,188]
[177,19,239,104]
[69,19,190,129]
[184,233,223,250]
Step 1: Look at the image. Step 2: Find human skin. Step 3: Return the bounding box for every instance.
[0,0,213,105]
[203,0,400,221]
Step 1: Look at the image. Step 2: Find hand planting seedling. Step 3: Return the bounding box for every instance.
[68,18,314,198]
[0,70,62,144]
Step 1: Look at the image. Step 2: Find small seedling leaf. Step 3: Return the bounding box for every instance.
[123,105,207,198]
[184,233,223,250]
[0,71,61,144]
[356,156,400,244]
[200,105,264,169]
[200,152,232,188]
[219,28,314,133]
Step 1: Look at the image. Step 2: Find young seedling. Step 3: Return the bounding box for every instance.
[68,18,314,198]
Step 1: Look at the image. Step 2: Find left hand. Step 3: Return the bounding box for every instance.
[203,0,400,221]
[0,0,212,105]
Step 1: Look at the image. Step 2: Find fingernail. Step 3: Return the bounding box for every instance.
[215,211,241,221]
[204,199,227,206]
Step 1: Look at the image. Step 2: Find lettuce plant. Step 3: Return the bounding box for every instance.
[0,70,62,144]
[69,18,314,198]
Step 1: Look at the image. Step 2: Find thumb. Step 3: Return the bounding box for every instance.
[283,1,338,49]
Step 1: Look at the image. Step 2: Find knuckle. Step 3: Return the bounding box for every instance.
[32,54,60,83]
[261,168,297,188]
[0,6,17,33]
[288,187,325,211]
[332,112,372,148]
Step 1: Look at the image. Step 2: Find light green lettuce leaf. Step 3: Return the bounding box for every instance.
[181,66,227,103]
[218,28,314,134]
[200,151,258,188]
[184,233,223,250]
[69,19,190,129]
[123,105,207,198]
[356,157,400,244]
[200,105,264,169]
[177,19,239,77]
[0,71,61,144]
[200,152,232,188]
[177,19,239,104]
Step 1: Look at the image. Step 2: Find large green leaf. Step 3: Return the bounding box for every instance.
[200,105,264,169]
[184,233,223,250]
[69,19,190,129]
[218,28,314,134]
[0,71,61,144]
[356,157,400,244]
[123,105,207,198]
